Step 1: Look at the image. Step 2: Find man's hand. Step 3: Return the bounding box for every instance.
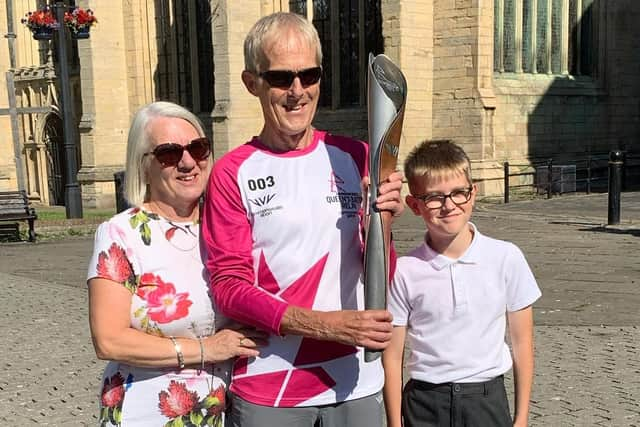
[280,306,393,350]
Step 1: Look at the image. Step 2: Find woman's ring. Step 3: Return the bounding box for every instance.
[239,337,245,346]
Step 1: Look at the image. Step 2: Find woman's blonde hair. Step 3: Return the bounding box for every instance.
[124,101,208,207]
[243,12,323,74]
[404,140,473,194]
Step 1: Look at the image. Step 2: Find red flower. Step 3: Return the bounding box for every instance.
[21,8,57,29]
[96,243,133,283]
[143,276,192,323]
[64,7,97,28]
[101,373,125,408]
[158,380,199,418]
[206,385,226,416]
[165,226,178,241]
[136,272,161,300]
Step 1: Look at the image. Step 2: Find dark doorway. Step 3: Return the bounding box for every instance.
[44,114,65,206]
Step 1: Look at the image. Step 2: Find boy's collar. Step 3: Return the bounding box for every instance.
[423,222,481,270]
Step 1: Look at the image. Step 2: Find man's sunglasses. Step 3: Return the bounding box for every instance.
[145,137,211,167]
[259,66,322,89]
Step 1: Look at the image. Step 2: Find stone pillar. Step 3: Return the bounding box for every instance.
[211,1,265,160]
[76,1,133,208]
[382,0,434,168]
[432,0,500,194]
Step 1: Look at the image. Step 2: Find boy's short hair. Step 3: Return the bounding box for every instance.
[404,140,473,193]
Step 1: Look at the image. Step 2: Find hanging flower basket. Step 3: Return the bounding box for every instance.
[72,25,91,39]
[21,8,58,40]
[64,7,97,39]
[32,26,55,40]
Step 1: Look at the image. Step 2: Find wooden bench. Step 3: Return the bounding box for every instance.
[0,191,37,242]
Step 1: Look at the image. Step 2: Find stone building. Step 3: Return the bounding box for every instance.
[1,0,638,209]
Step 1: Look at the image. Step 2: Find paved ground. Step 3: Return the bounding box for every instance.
[0,191,639,426]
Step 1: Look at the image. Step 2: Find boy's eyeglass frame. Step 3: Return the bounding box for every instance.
[414,187,474,209]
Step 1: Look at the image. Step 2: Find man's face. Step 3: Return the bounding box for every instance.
[242,29,320,151]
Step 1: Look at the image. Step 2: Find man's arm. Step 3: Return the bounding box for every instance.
[278,169,403,347]
[508,305,535,427]
[203,149,399,344]
[383,326,407,427]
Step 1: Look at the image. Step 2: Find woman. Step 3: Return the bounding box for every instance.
[87,101,264,426]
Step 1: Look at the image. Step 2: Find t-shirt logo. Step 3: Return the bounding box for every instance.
[329,172,345,193]
[245,176,282,217]
[249,193,276,207]
[326,172,361,216]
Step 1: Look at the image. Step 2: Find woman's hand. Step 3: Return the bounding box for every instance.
[89,277,268,368]
[202,328,269,362]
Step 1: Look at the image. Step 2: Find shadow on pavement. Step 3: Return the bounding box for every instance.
[578,225,640,237]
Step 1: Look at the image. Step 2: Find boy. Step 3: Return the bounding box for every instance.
[383,140,541,427]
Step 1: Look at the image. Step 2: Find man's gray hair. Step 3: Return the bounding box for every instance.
[244,12,323,74]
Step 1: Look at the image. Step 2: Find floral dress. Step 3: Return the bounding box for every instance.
[87,208,228,427]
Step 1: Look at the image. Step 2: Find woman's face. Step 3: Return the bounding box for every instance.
[145,117,210,213]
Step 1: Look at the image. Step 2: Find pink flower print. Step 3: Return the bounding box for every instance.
[107,223,134,259]
[143,275,192,323]
[96,243,133,283]
[165,226,178,241]
[101,372,125,408]
[136,272,161,300]
[205,385,226,416]
[158,380,199,418]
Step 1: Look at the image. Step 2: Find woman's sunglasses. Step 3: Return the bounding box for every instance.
[145,137,211,167]
[259,66,322,89]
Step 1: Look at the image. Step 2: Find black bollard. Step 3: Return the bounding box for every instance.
[503,162,510,204]
[586,156,592,194]
[607,150,624,225]
[546,159,553,199]
[114,171,129,213]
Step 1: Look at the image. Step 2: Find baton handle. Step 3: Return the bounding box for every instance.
[364,208,392,362]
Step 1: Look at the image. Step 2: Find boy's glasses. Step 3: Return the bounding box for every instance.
[259,66,322,89]
[145,137,211,167]
[414,187,473,209]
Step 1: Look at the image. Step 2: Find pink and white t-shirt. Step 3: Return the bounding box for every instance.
[202,130,384,407]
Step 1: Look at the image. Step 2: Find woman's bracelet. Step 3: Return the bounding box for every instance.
[169,336,185,369]
[197,336,205,372]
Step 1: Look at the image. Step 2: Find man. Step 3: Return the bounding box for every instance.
[202,12,404,427]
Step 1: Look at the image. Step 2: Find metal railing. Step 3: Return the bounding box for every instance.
[501,151,640,204]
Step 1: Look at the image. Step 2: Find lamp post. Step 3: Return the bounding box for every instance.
[54,1,82,218]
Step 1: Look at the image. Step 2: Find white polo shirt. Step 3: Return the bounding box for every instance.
[388,223,541,384]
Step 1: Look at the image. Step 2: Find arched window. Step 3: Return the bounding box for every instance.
[290,0,383,109]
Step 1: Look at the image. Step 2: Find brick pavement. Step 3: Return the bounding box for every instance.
[0,192,639,426]
[0,271,101,425]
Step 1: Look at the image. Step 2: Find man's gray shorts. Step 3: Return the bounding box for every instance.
[229,392,384,427]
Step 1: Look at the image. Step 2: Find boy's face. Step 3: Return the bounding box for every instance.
[406,173,476,240]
